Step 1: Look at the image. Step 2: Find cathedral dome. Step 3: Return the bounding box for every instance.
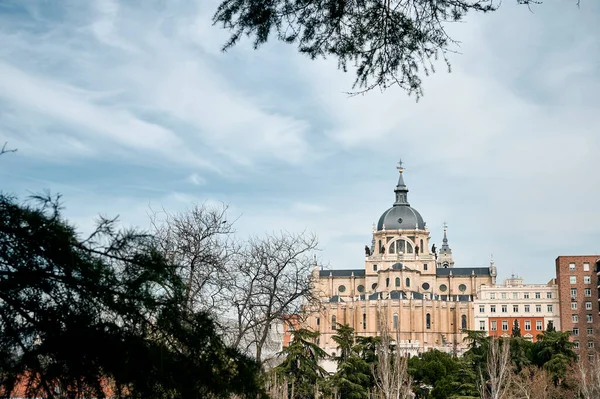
[376,160,426,231]
[377,206,425,231]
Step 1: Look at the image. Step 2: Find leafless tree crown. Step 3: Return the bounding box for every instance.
[150,203,320,364]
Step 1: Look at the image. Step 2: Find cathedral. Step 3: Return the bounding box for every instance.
[305,161,497,361]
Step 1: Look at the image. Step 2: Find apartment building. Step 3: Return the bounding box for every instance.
[474,276,560,342]
[556,256,600,361]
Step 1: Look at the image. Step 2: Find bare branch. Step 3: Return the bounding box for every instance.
[228,230,320,364]
[373,312,413,399]
[148,202,237,315]
[480,338,512,399]
[577,355,600,399]
[0,142,17,156]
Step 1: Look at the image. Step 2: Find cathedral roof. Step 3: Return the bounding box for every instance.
[319,269,365,277]
[436,267,491,276]
[376,160,426,231]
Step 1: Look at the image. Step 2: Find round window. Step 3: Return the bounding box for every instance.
[372,283,378,290]
[338,285,346,293]
[459,284,467,292]
[439,284,447,292]
[357,285,365,293]
[422,282,430,290]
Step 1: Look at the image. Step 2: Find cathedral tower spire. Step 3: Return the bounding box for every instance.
[437,222,455,268]
[393,159,410,206]
[376,159,426,231]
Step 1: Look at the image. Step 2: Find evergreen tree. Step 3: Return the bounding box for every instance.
[330,324,371,399]
[509,337,532,373]
[0,193,263,399]
[213,0,574,96]
[511,319,521,338]
[532,330,576,386]
[275,328,328,399]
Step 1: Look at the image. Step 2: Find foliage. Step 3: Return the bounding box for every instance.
[272,326,579,399]
[511,320,521,338]
[330,324,371,399]
[0,193,263,399]
[409,350,478,399]
[531,331,576,385]
[508,337,532,373]
[212,0,567,96]
[275,328,328,399]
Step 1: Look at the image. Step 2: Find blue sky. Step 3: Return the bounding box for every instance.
[1,0,599,284]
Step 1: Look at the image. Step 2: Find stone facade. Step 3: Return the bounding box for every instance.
[473,276,560,342]
[555,255,600,361]
[303,162,495,364]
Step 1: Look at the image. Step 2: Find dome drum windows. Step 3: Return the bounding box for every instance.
[389,239,414,254]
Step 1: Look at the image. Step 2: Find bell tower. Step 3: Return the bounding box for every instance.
[436,223,455,268]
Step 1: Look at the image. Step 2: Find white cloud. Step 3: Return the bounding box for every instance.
[187,173,206,186]
[291,202,327,213]
[0,0,314,171]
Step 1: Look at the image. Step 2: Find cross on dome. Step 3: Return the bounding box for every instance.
[397,159,404,171]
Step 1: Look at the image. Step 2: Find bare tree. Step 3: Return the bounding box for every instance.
[263,372,288,399]
[509,366,561,399]
[149,203,320,364]
[149,202,236,314]
[228,231,319,364]
[480,338,512,399]
[373,312,413,399]
[577,355,600,399]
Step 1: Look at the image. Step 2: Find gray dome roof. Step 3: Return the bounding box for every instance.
[377,206,425,231]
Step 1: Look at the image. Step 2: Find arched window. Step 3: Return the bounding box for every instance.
[420,239,424,252]
[332,315,337,330]
[426,313,431,329]
[363,313,367,330]
[393,313,399,329]
[389,239,415,255]
[386,278,390,287]
[405,278,411,288]
[461,315,467,330]
[395,277,400,287]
